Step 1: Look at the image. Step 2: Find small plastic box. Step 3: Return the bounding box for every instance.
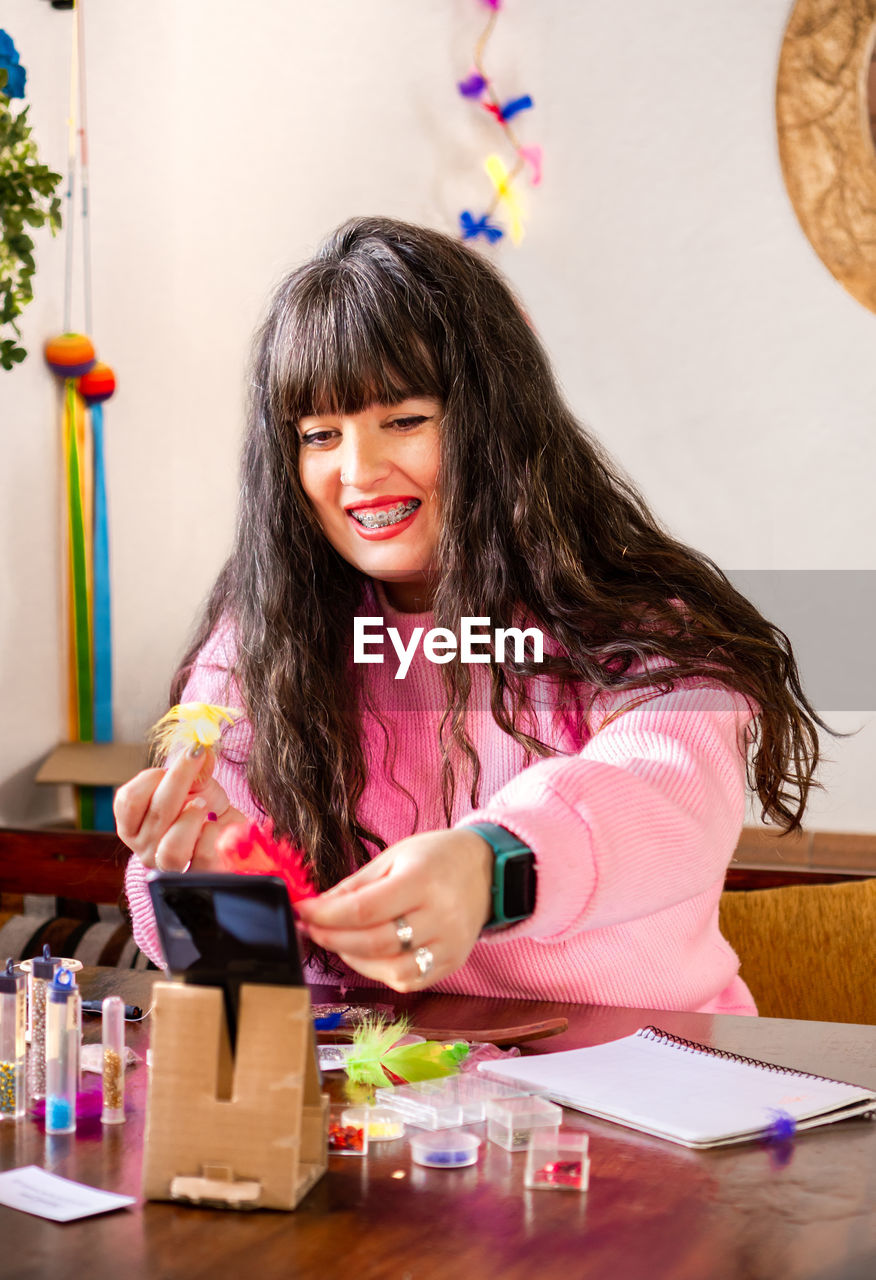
[374,1082,464,1130]
[410,1129,481,1169]
[441,1075,527,1122]
[485,1095,562,1151]
[524,1129,590,1191]
[345,1105,405,1142]
[376,1076,526,1125]
[329,1106,368,1155]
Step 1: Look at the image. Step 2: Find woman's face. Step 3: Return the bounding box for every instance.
[297,397,442,612]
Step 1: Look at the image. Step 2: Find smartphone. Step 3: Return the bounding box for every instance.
[147,872,305,1049]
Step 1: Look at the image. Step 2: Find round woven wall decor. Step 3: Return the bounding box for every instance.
[777,0,876,311]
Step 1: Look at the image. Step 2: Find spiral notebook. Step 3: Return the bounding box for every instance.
[477,1026,876,1149]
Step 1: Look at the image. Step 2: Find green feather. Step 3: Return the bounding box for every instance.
[344,1015,470,1084]
[382,1040,470,1082]
[345,1015,412,1086]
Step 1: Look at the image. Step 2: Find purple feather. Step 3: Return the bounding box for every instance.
[458,72,487,99]
[764,1108,797,1142]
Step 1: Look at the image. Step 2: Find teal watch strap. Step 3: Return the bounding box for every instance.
[463,822,536,930]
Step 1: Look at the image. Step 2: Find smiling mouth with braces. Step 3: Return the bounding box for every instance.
[350,499,421,529]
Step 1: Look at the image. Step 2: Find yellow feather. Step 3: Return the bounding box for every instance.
[149,702,241,761]
[484,153,525,245]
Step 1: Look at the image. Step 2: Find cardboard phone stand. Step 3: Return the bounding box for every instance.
[142,981,329,1211]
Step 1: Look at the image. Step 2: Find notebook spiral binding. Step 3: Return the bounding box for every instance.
[637,1026,864,1091]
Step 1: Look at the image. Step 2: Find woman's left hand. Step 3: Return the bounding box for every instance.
[295,829,493,992]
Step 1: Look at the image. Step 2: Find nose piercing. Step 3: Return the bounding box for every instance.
[340,471,351,486]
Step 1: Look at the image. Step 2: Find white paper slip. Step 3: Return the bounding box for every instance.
[478,1026,876,1149]
[0,1167,137,1222]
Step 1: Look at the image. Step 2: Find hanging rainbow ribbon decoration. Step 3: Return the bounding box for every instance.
[457,0,542,245]
[43,2,117,832]
[44,339,117,832]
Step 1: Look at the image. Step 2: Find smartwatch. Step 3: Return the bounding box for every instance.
[463,822,537,930]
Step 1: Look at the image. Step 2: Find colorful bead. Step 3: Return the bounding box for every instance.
[44,333,96,379]
[77,362,116,405]
[0,1061,19,1114]
[46,1095,73,1131]
[103,1047,123,1111]
[531,1159,584,1187]
[328,1122,365,1152]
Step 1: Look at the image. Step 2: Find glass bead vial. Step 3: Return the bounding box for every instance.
[45,969,78,1135]
[72,974,82,1091]
[26,950,59,1103]
[101,996,126,1124]
[0,960,26,1120]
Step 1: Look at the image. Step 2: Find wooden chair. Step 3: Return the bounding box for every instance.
[0,827,142,967]
[720,875,876,1024]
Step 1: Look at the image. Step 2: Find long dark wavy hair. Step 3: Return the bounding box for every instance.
[171,215,825,900]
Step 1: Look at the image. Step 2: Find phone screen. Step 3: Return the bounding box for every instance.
[148,873,305,1045]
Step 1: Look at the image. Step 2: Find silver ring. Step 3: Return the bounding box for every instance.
[414,946,434,979]
[394,917,414,953]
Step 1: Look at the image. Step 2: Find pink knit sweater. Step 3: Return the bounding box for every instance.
[126,594,757,1015]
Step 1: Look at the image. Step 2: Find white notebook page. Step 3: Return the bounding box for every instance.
[479,1029,876,1147]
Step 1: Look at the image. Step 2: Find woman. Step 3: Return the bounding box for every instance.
[117,216,822,1011]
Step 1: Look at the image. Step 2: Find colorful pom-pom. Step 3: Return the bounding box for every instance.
[77,362,116,405]
[216,820,316,905]
[459,211,504,243]
[457,72,487,99]
[44,333,96,379]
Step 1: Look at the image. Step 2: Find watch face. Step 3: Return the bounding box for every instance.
[503,854,537,919]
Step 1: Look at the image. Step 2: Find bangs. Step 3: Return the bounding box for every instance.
[271,261,445,424]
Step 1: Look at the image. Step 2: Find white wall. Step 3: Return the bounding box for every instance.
[0,0,873,828]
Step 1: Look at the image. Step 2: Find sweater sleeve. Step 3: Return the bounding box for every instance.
[457,678,756,944]
[124,623,261,967]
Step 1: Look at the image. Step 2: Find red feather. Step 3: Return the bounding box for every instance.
[216,821,317,905]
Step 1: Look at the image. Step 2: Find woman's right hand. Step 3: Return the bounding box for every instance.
[114,744,246,872]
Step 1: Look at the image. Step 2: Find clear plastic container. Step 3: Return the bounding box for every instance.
[101,996,126,1124]
[524,1128,590,1191]
[0,960,26,1120]
[45,968,79,1135]
[378,1074,526,1123]
[442,1075,528,1123]
[373,1082,464,1130]
[328,1107,368,1155]
[410,1129,481,1169]
[342,1104,404,1142]
[485,1095,562,1151]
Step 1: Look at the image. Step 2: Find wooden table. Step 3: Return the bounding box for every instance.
[3,970,876,1280]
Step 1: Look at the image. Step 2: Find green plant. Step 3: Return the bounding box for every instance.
[0,67,62,370]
